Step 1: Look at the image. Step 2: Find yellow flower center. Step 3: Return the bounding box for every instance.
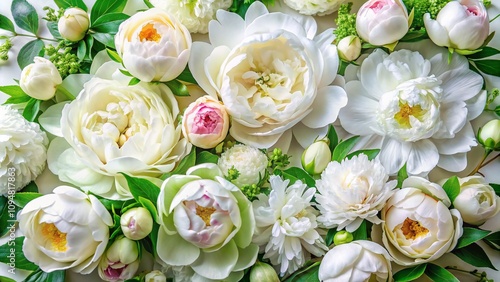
[401,217,429,240]
[41,223,68,252]
[196,205,216,226]
[394,102,424,128]
[139,23,161,42]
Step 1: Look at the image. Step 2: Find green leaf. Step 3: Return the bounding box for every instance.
[90,0,127,25]
[424,263,459,282]
[17,39,44,69]
[162,148,196,179]
[325,229,337,246]
[129,77,141,86]
[326,125,338,153]
[165,80,189,96]
[283,261,320,282]
[332,135,360,162]
[12,192,42,208]
[397,163,408,188]
[399,30,428,42]
[23,268,65,282]
[143,0,154,8]
[91,13,129,34]
[54,0,88,11]
[77,40,86,61]
[121,174,160,207]
[346,149,380,160]
[0,237,38,271]
[21,181,38,192]
[351,220,371,240]
[473,60,500,77]
[456,227,491,249]
[282,167,316,187]
[46,21,61,39]
[0,15,15,33]
[119,69,132,77]
[196,151,219,165]
[0,85,30,104]
[22,98,41,122]
[490,183,500,197]
[484,231,500,250]
[452,243,498,270]
[442,176,460,203]
[468,46,500,59]
[92,32,116,48]
[11,0,38,34]
[138,196,159,223]
[393,263,427,282]
[0,276,16,282]
[176,66,198,84]
[0,197,11,237]
[106,48,122,63]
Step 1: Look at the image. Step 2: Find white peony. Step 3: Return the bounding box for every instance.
[453,176,500,225]
[253,175,328,275]
[218,144,268,188]
[189,2,347,151]
[149,0,233,34]
[315,154,397,232]
[339,41,486,175]
[20,57,62,100]
[46,78,191,199]
[0,105,48,194]
[283,0,348,16]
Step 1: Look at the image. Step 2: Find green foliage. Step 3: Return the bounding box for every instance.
[0,237,38,271]
[402,0,452,31]
[90,0,127,25]
[17,39,44,69]
[397,164,408,188]
[282,261,320,282]
[334,3,357,42]
[0,85,30,105]
[11,0,39,34]
[22,98,41,122]
[24,268,65,282]
[441,176,460,204]
[45,42,81,78]
[121,174,161,208]
[452,243,498,270]
[393,264,427,282]
[0,15,15,33]
[456,227,491,249]
[268,148,290,169]
[162,147,196,178]
[165,80,190,96]
[424,263,459,282]
[331,135,360,162]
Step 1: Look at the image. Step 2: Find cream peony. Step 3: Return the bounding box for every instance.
[120,207,154,240]
[339,42,486,175]
[189,2,347,151]
[453,176,500,225]
[381,177,463,266]
[149,0,233,34]
[253,176,328,275]
[319,240,392,282]
[20,57,62,100]
[115,8,191,82]
[283,0,348,16]
[58,7,90,42]
[46,78,190,199]
[316,154,397,232]
[0,105,48,194]
[218,144,268,188]
[18,186,112,274]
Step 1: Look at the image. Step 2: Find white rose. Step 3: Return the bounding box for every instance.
[18,186,112,274]
[337,35,362,61]
[283,0,348,16]
[98,236,140,281]
[47,78,190,199]
[218,144,268,188]
[20,57,62,100]
[381,176,463,266]
[356,0,409,46]
[189,2,347,151]
[120,207,154,240]
[115,8,191,82]
[424,0,489,50]
[319,240,392,282]
[58,7,89,42]
[453,176,500,225]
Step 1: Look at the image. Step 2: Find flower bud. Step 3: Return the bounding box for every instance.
[453,176,500,225]
[301,139,331,175]
[478,119,500,151]
[337,35,362,61]
[20,57,62,100]
[58,8,89,42]
[333,230,354,245]
[98,236,140,281]
[145,270,166,282]
[182,96,230,149]
[120,207,154,240]
[249,262,280,282]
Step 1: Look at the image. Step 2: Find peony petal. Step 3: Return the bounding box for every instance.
[339,81,380,135]
[244,1,269,25]
[437,152,467,172]
[423,14,451,48]
[406,140,439,175]
[233,244,259,271]
[190,240,238,280]
[210,9,246,49]
[38,102,69,137]
[300,86,347,129]
[188,42,218,98]
[433,123,476,155]
[157,229,200,266]
[378,138,411,175]
[466,90,487,120]
[440,68,484,102]
[292,123,328,149]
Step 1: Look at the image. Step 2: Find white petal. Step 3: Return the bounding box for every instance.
[423,14,451,47]
[188,42,218,98]
[38,102,69,137]
[437,153,468,172]
[292,123,328,149]
[466,90,487,120]
[440,69,484,102]
[301,86,347,129]
[210,9,246,49]
[433,123,476,155]
[339,81,380,135]
[157,229,200,266]
[191,240,238,280]
[244,1,269,25]
[406,140,439,175]
[379,138,411,175]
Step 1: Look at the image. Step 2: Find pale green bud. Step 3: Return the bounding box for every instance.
[250,261,280,282]
[58,7,89,42]
[478,119,500,151]
[333,230,354,245]
[120,207,154,240]
[302,140,331,175]
[337,35,362,61]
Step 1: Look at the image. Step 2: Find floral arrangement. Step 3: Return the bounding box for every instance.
[1,0,500,281]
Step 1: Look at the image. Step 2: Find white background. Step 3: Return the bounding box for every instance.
[0,0,500,281]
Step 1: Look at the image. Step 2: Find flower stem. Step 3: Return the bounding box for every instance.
[14,33,58,42]
[468,150,492,176]
[479,153,500,169]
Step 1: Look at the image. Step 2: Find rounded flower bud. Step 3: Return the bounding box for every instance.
[249,261,279,282]
[58,8,89,42]
[424,0,489,50]
[182,96,230,149]
[20,57,62,100]
[218,144,268,188]
[337,35,362,61]
[145,270,166,282]
[98,236,140,281]
[356,0,409,46]
[333,231,354,246]
[453,176,500,225]
[478,119,500,151]
[120,207,154,240]
[301,139,331,175]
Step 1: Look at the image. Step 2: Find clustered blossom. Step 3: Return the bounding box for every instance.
[0,105,48,194]
[218,144,268,188]
[283,0,348,16]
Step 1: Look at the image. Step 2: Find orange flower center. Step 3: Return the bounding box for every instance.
[401,217,429,240]
[41,223,68,252]
[139,23,161,42]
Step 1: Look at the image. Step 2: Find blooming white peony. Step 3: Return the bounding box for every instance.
[218,144,268,187]
[18,186,113,274]
[319,240,392,282]
[149,0,233,34]
[0,105,48,194]
[315,154,397,232]
[189,2,347,151]
[339,42,486,175]
[381,177,463,266]
[46,78,190,199]
[283,0,348,16]
[253,175,328,275]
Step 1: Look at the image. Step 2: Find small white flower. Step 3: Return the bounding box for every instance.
[316,154,397,232]
[253,175,328,275]
[58,7,90,42]
[283,0,348,16]
[218,144,268,187]
[453,176,500,225]
[0,105,48,194]
[20,57,62,100]
[149,0,233,34]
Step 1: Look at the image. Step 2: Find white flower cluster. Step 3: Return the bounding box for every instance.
[0,105,48,194]
[283,0,348,16]
[218,144,268,187]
